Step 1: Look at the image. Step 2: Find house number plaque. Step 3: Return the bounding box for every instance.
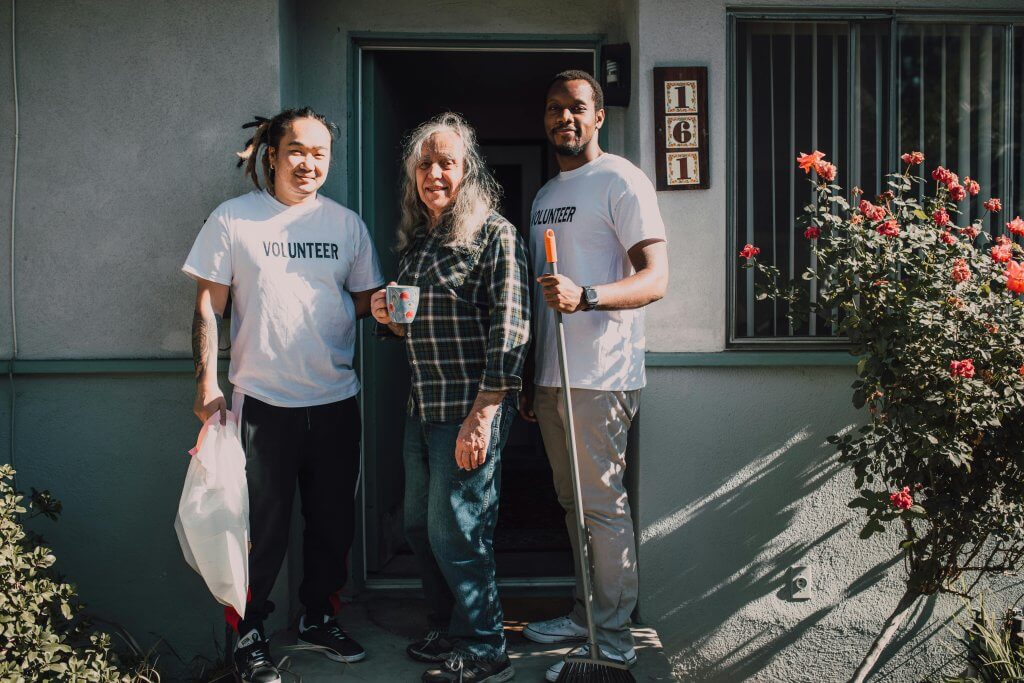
[653,67,709,191]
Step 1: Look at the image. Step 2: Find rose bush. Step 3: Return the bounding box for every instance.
[741,152,1024,682]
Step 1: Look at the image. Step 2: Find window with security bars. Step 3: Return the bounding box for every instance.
[730,17,1024,346]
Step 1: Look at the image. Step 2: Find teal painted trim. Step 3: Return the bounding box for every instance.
[728,9,1024,22]
[350,32,605,47]
[646,351,856,367]
[3,359,201,375]
[347,35,360,213]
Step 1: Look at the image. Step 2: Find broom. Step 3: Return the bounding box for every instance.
[544,229,636,683]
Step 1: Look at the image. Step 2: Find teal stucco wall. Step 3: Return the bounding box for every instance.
[2,1,1023,681]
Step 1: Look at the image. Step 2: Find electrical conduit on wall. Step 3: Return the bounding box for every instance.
[8,0,18,474]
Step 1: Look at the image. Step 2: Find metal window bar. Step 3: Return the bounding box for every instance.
[959,26,972,205]
[769,33,778,335]
[918,30,925,205]
[731,17,1022,345]
[788,24,796,337]
[878,32,886,191]
[1011,27,1019,229]
[745,29,755,336]
[808,24,819,337]
[1005,25,1015,243]
[979,27,993,230]
[941,26,947,168]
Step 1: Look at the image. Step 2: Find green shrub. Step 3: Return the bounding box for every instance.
[0,464,131,681]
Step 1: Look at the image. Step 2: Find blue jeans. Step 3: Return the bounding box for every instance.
[402,397,514,660]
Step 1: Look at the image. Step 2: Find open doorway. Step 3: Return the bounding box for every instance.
[356,41,597,588]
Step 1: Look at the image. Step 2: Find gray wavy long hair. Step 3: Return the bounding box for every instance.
[396,113,501,252]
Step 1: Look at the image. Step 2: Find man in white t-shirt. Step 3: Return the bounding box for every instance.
[519,71,669,681]
[183,109,383,683]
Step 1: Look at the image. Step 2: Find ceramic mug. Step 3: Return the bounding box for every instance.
[386,284,420,324]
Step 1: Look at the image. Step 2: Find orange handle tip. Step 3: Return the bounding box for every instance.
[544,229,557,263]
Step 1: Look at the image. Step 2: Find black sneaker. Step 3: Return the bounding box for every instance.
[233,629,281,683]
[297,613,367,663]
[422,653,515,682]
[407,630,455,663]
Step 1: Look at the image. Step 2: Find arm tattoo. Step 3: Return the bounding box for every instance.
[191,310,222,384]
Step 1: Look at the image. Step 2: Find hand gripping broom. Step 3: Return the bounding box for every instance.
[544,229,636,683]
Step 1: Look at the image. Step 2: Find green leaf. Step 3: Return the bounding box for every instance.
[853,389,866,409]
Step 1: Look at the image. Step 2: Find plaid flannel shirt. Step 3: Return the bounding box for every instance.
[378,212,531,423]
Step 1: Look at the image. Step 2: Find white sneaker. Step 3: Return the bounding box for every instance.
[544,644,637,683]
[522,614,588,644]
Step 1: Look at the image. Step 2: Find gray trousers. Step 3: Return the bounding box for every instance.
[534,385,640,654]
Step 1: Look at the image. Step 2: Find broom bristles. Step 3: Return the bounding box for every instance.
[556,658,636,682]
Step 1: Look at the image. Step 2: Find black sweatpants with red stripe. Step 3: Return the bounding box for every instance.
[229,395,361,635]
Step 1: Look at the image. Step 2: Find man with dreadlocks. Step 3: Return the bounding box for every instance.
[183,108,383,683]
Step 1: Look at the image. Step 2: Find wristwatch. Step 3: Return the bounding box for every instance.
[581,286,599,311]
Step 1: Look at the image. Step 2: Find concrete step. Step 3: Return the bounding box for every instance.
[267,595,674,681]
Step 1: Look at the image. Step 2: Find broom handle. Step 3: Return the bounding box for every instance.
[545,230,601,661]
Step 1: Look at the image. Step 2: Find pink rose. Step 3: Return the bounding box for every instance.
[940,230,956,245]
[983,198,1002,212]
[804,226,821,240]
[797,151,826,174]
[931,166,950,183]
[859,200,887,222]
[739,244,761,260]
[949,359,976,379]
[991,243,1014,263]
[959,225,980,240]
[950,183,967,201]
[814,161,837,182]
[933,210,950,227]
[951,258,971,283]
[877,219,900,238]
[901,151,924,166]
[1007,216,1024,236]
[963,178,980,196]
[1006,261,1024,294]
[890,487,913,510]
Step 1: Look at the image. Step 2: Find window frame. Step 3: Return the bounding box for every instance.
[726,9,1024,350]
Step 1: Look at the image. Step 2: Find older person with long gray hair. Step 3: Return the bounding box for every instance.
[370,112,530,683]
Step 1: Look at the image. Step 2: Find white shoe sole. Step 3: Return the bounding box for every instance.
[296,636,367,663]
[480,665,515,682]
[522,626,588,644]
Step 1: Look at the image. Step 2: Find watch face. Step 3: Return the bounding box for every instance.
[585,287,599,309]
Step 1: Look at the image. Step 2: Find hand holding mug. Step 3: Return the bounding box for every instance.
[370,282,397,325]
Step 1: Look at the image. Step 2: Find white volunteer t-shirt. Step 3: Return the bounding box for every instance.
[182,190,384,407]
[530,153,666,391]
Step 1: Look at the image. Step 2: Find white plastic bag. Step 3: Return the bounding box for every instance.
[174,411,249,617]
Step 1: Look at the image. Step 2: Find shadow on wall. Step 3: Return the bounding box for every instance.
[634,364,1024,681]
[639,420,845,679]
[871,576,1024,681]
